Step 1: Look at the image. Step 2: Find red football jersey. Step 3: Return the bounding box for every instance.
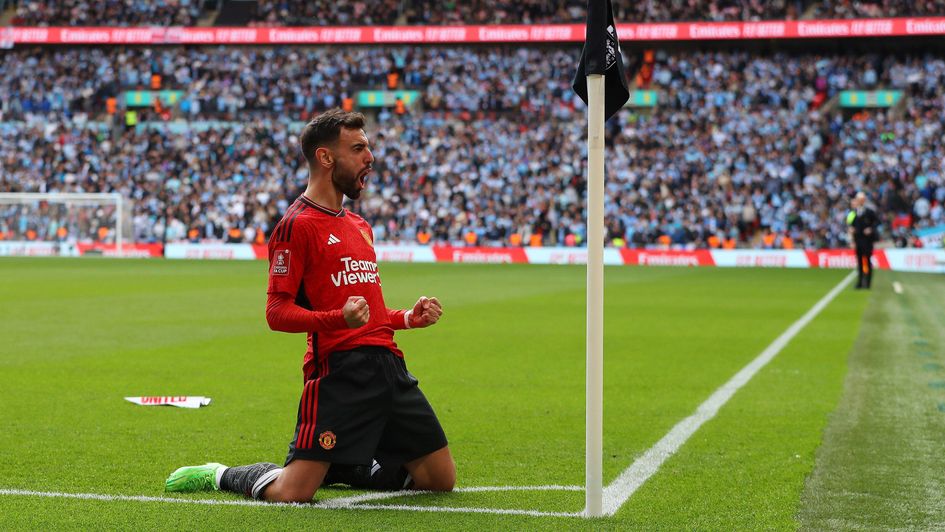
[267,195,407,378]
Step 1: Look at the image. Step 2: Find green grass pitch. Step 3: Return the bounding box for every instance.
[0,258,942,529]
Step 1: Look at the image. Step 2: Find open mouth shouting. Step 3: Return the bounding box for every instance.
[358,167,372,189]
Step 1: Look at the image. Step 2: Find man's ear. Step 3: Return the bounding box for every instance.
[315,146,334,168]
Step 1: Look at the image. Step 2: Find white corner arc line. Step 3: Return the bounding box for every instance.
[601,271,856,516]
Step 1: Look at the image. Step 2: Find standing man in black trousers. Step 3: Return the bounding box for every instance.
[847,192,879,289]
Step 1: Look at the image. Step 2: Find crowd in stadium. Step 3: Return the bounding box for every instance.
[7,0,945,26]
[1,40,942,249]
[247,0,806,26]
[0,46,579,120]
[248,0,402,26]
[8,0,202,27]
[814,0,945,19]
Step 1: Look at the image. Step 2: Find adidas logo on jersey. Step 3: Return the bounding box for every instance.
[327,234,341,245]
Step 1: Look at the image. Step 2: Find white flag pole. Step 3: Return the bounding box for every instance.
[585,72,605,518]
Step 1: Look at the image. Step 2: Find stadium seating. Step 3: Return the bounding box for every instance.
[814,0,945,19]
[9,0,204,27]
[6,0,945,27]
[1,2,943,249]
[1,43,942,249]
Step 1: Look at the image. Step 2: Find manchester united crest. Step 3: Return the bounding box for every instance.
[318,431,337,450]
[359,229,373,246]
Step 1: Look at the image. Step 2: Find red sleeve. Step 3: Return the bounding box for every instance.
[266,292,348,333]
[387,308,410,330]
[265,219,348,333]
[267,235,305,297]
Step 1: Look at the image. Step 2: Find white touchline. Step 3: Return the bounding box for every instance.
[0,489,306,509]
[346,503,581,518]
[600,271,856,516]
[0,485,584,518]
[324,485,582,507]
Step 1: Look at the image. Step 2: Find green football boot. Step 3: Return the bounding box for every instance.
[164,462,226,492]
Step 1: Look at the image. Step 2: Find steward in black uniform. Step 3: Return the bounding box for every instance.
[848,193,879,289]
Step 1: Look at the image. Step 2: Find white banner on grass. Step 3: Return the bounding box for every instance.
[124,396,212,409]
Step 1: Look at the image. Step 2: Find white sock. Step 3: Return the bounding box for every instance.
[215,466,228,490]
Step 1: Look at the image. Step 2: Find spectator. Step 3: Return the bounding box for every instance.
[11,0,202,27]
[1,46,942,250]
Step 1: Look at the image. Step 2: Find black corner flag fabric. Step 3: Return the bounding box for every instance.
[571,0,630,120]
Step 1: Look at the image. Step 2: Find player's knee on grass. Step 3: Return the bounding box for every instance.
[415,469,455,492]
[262,459,328,503]
[407,447,456,492]
[263,482,318,503]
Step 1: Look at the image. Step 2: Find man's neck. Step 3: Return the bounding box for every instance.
[303,179,344,212]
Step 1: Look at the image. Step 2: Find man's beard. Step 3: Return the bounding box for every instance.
[331,165,362,200]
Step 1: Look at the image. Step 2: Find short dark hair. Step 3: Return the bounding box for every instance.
[299,108,366,165]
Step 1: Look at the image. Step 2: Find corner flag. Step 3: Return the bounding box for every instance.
[572,0,630,518]
[572,0,630,120]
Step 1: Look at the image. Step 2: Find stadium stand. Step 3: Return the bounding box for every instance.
[1,2,943,250]
[814,0,945,19]
[8,0,204,27]
[0,41,942,249]
[248,0,402,26]
[6,1,945,26]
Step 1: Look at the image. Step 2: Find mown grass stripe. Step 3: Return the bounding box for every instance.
[602,272,856,516]
[798,271,945,529]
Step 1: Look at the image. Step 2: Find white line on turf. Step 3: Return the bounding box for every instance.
[324,485,582,507]
[0,489,306,509]
[0,485,584,518]
[450,485,583,492]
[600,271,856,516]
[340,503,580,518]
[893,281,903,294]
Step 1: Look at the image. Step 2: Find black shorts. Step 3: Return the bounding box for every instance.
[285,346,447,466]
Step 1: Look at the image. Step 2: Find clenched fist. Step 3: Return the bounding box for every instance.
[407,296,442,328]
[343,295,370,328]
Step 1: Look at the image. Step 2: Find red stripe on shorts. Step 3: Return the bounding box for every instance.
[298,357,332,450]
[304,379,320,449]
[298,380,312,449]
